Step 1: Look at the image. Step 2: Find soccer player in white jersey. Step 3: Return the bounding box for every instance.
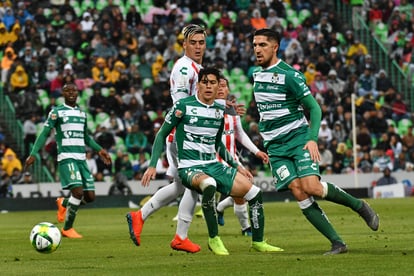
[141,67,283,255]
[126,24,206,253]
[252,28,379,255]
[25,83,112,238]
[215,77,269,236]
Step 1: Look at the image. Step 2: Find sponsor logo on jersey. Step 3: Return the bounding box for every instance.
[189,116,198,124]
[175,109,183,118]
[276,165,290,181]
[215,108,221,119]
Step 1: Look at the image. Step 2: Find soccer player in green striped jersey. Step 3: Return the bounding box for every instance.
[25,83,112,238]
[141,68,283,255]
[252,28,379,255]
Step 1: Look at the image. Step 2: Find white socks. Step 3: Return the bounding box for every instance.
[140,181,185,220]
[176,188,198,240]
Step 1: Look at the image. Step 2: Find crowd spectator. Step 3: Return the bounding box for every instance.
[375,167,398,186]
[0,0,411,180]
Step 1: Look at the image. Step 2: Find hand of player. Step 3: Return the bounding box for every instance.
[24,156,35,170]
[98,149,112,165]
[141,167,157,187]
[256,151,269,164]
[225,100,246,116]
[303,140,320,163]
[237,166,253,182]
[235,104,246,116]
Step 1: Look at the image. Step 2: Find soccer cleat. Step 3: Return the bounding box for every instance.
[217,211,224,226]
[126,210,144,246]
[170,234,201,253]
[324,241,348,255]
[61,228,83,238]
[56,197,66,223]
[195,208,204,218]
[251,241,284,252]
[208,236,229,255]
[357,200,379,231]
[241,227,252,236]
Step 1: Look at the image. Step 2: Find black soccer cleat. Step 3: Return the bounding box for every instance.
[358,201,379,231]
[324,241,348,255]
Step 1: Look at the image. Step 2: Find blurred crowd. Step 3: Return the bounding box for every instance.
[0,0,414,188]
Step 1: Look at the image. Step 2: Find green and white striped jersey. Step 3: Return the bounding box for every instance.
[253,60,311,147]
[164,95,225,168]
[42,104,89,162]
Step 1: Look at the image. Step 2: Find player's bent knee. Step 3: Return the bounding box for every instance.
[199,177,216,191]
[243,185,260,201]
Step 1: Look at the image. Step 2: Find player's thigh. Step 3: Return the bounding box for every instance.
[178,167,207,192]
[269,156,297,192]
[205,163,237,196]
[59,159,83,190]
[78,161,95,191]
[229,172,253,198]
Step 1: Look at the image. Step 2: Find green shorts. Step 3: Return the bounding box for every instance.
[267,129,320,192]
[178,162,237,195]
[59,159,95,191]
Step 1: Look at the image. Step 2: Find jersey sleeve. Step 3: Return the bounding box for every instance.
[300,94,322,142]
[169,61,198,102]
[286,70,311,100]
[235,116,260,155]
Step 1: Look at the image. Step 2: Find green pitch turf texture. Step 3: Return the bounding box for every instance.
[1,198,413,275]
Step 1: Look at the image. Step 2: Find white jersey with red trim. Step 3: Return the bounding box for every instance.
[169,55,203,103]
[218,113,260,166]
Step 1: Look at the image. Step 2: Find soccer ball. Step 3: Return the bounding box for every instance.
[29,222,61,253]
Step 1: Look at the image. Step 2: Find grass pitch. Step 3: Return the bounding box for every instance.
[1,198,413,275]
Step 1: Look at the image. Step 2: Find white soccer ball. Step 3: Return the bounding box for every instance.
[29,222,61,253]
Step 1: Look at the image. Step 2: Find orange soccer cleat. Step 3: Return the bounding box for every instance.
[61,228,83,238]
[56,197,67,223]
[126,210,144,246]
[170,234,201,253]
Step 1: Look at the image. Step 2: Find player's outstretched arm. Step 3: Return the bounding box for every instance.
[141,167,156,187]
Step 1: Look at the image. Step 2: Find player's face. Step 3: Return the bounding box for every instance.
[198,74,219,104]
[216,79,229,100]
[62,84,78,107]
[253,35,278,68]
[183,33,206,64]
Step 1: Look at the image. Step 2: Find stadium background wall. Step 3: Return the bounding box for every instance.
[2,172,413,211]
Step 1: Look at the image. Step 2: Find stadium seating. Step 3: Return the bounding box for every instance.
[95,112,110,127]
[398,118,413,135]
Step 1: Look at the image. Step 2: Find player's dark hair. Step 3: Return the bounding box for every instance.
[198,67,221,82]
[219,75,229,86]
[254,28,280,43]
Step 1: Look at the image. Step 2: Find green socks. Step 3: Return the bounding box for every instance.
[248,191,264,242]
[302,200,343,244]
[323,182,362,211]
[201,185,218,238]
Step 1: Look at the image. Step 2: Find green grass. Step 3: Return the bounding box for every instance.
[1,198,413,275]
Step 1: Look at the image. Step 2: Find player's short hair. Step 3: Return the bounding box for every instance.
[198,67,221,82]
[62,82,77,91]
[254,28,280,43]
[182,24,206,40]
